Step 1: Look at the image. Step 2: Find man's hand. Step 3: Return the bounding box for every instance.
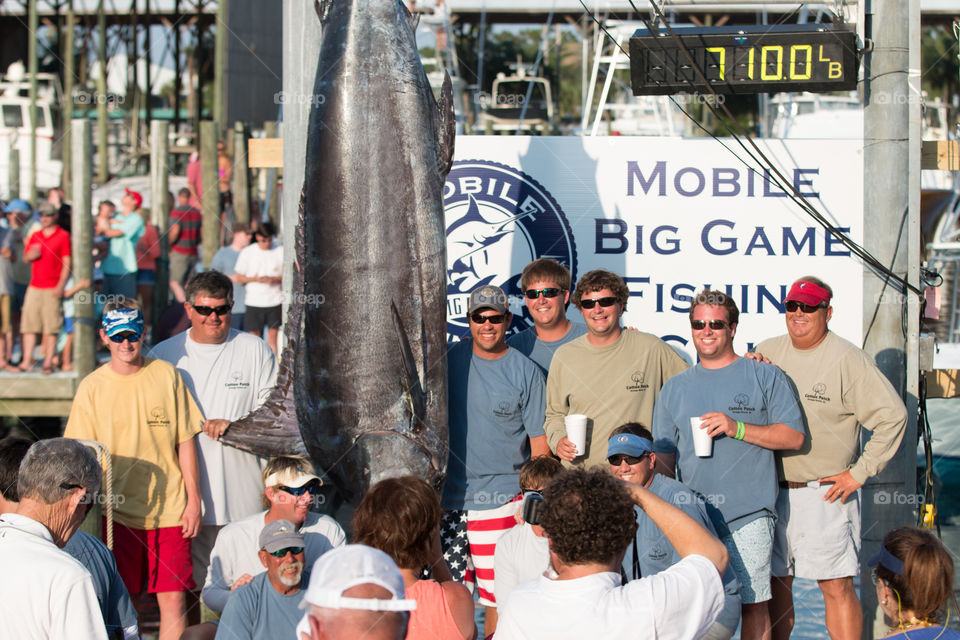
[744,351,774,365]
[556,436,578,461]
[202,419,231,441]
[820,470,862,503]
[231,574,254,591]
[700,412,737,439]
[181,499,201,538]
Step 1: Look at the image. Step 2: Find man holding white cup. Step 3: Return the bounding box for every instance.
[652,290,805,640]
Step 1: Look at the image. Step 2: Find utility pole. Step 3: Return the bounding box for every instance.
[28,0,38,205]
[63,0,75,196]
[214,0,228,134]
[860,0,921,637]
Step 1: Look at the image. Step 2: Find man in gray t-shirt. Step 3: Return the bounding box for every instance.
[653,290,804,640]
[441,284,548,636]
[506,258,586,375]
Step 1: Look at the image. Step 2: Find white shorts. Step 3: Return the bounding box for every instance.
[771,483,860,580]
[722,515,775,604]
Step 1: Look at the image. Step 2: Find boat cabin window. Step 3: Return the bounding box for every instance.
[2,104,23,128]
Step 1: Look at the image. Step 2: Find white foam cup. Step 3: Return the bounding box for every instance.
[564,414,588,457]
[690,417,713,457]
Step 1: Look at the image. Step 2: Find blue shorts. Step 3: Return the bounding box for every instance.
[137,269,156,286]
[63,316,75,334]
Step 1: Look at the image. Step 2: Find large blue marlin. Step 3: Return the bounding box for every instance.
[220,0,455,505]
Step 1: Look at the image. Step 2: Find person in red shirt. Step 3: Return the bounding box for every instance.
[19,207,71,373]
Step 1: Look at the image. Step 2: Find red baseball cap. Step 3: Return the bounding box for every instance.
[784,280,831,307]
[124,188,143,209]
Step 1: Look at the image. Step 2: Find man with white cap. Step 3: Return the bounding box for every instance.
[441,283,548,635]
[201,457,345,613]
[299,544,417,640]
[215,519,307,640]
[754,276,907,640]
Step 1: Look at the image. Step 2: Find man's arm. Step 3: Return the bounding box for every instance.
[176,435,202,538]
[699,413,804,450]
[624,483,728,577]
[53,254,70,297]
[167,222,182,247]
[529,435,550,458]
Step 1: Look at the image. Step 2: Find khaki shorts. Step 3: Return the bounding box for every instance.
[20,286,62,335]
[0,294,10,334]
[169,251,198,287]
[771,483,860,580]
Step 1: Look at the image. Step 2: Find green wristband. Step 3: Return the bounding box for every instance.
[735,421,745,440]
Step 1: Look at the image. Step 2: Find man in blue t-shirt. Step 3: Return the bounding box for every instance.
[441,284,548,636]
[506,258,587,375]
[652,290,805,640]
[215,519,306,640]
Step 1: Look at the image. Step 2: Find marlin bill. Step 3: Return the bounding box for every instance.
[220,0,455,505]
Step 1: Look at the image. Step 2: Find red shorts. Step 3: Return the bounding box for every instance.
[105,518,196,594]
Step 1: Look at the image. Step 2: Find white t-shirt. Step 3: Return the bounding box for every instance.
[0,514,108,640]
[494,522,550,610]
[497,555,723,640]
[149,328,278,526]
[233,242,283,307]
[201,510,347,612]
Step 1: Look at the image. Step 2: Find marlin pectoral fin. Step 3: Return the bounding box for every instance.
[391,300,427,428]
[401,1,421,31]
[435,72,456,177]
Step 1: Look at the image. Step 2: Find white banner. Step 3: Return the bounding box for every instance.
[444,136,864,363]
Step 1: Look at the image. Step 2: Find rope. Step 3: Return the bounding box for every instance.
[75,439,113,550]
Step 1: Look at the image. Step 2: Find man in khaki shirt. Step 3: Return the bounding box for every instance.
[755,277,907,640]
[543,269,687,468]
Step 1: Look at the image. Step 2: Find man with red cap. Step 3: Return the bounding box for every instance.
[755,276,907,640]
[97,188,145,301]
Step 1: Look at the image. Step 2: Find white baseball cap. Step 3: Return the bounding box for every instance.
[300,544,417,612]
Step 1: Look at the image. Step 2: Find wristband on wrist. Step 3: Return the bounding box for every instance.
[735,421,745,440]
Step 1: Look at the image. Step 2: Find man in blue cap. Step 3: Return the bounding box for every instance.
[66,299,204,640]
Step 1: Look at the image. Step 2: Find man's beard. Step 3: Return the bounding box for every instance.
[278,559,304,587]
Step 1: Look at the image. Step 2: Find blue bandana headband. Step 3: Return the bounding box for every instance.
[606,433,654,459]
[102,308,144,338]
[868,544,905,577]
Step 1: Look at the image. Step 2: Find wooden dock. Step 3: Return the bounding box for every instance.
[0,370,78,417]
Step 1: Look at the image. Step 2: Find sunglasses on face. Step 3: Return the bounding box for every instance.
[470,313,507,325]
[109,332,141,343]
[524,288,562,299]
[267,546,304,558]
[580,297,618,309]
[191,304,232,317]
[608,454,646,466]
[690,319,730,331]
[277,484,319,497]
[40,212,57,218]
[785,300,826,314]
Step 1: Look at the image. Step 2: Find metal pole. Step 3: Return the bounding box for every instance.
[63,0,75,195]
[144,0,152,133]
[8,149,20,199]
[28,0,38,205]
[860,0,920,637]
[150,120,170,330]
[130,2,139,159]
[199,121,219,268]
[194,1,204,131]
[214,0,228,133]
[71,118,95,381]
[96,0,109,184]
[263,120,279,226]
[231,120,250,226]
[173,0,182,135]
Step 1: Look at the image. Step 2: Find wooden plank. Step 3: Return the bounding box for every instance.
[0,399,74,417]
[921,140,960,171]
[0,374,77,399]
[248,138,283,168]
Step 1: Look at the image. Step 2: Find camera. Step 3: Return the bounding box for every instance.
[521,490,544,526]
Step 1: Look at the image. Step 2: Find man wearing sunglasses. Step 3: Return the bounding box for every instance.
[200,457,345,619]
[150,269,279,616]
[442,283,548,635]
[215,520,307,640]
[652,290,805,640]
[66,301,204,640]
[544,269,688,469]
[754,277,907,640]
[608,424,742,640]
[507,258,587,375]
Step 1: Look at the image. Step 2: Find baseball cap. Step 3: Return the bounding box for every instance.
[264,462,321,489]
[101,307,144,338]
[259,519,305,553]
[468,285,508,314]
[300,545,417,612]
[607,433,654,459]
[124,188,143,209]
[3,198,31,213]
[784,280,831,307]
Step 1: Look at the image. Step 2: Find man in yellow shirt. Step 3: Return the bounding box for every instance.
[65,300,204,640]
